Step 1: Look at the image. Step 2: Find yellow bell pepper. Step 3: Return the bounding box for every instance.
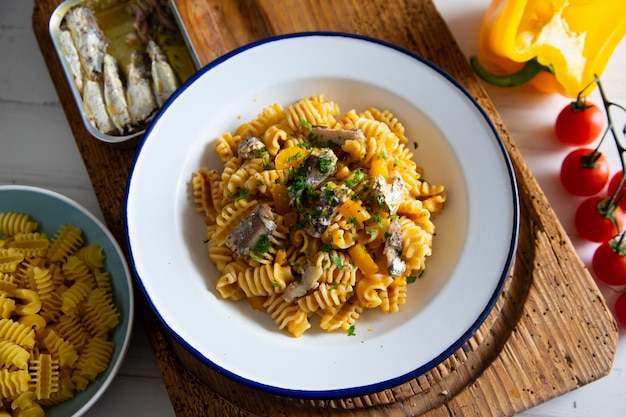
[348,244,379,276]
[337,199,371,224]
[470,0,626,97]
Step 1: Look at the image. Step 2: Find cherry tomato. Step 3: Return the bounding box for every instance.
[614,292,626,328]
[607,170,626,211]
[574,196,624,243]
[592,241,626,286]
[555,101,605,146]
[560,148,610,196]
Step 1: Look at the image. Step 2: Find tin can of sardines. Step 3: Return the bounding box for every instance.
[49,0,200,147]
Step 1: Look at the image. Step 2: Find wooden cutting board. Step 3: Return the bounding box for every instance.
[32,0,619,416]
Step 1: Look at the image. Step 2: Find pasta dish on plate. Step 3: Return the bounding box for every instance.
[191,95,446,337]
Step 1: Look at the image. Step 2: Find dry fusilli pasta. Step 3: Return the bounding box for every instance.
[0,213,121,415]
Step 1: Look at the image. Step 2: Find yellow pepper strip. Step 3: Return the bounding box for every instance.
[471,0,626,97]
[348,244,379,276]
[369,158,389,178]
[274,146,309,170]
[337,199,371,224]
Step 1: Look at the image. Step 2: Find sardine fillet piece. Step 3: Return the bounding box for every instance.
[83,79,115,134]
[64,6,108,81]
[126,50,158,125]
[103,54,131,134]
[146,40,179,107]
[59,29,84,94]
[226,204,276,258]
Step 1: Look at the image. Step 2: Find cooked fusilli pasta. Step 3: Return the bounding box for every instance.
[192,95,446,337]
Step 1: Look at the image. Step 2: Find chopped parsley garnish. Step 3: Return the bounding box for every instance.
[332,255,343,268]
[286,152,303,163]
[319,155,334,174]
[287,175,313,207]
[258,148,269,157]
[366,211,383,227]
[253,234,271,254]
[345,168,365,188]
[321,243,333,252]
[413,141,419,149]
[299,119,312,130]
[323,184,335,201]
[407,271,425,284]
[234,188,250,202]
[347,325,356,336]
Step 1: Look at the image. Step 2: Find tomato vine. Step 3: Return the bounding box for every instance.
[557,76,626,325]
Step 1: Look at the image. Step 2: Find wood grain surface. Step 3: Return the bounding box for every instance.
[32,0,619,415]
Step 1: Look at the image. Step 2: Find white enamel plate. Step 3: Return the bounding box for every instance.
[126,33,519,399]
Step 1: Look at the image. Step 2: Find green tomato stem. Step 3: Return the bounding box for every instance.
[580,150,603,168]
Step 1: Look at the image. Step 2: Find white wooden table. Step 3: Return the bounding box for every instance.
[1,0,624,415]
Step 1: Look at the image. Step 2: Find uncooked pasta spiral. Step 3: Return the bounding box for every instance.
[47,225,83,263]
[28,353,59,401]
[0,368,29,400]
[6,233,49,258]
[75,243,105,269]
[0,319,35,349]
[0,339,30,369]
[0,249,24,274]
[0,213,37,237]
